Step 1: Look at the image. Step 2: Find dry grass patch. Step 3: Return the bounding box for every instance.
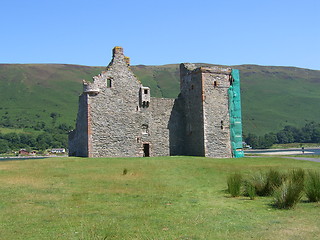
[81,171,145,181]
[0,164,17,170]
[276,223,318,239]
[0,175,47,188]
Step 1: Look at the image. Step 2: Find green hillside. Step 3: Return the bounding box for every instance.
[236,65,320,135]
[0,64,103,130]
[133,64,320,135]
[0,63,319,136]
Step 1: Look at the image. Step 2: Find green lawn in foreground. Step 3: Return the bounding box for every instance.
[0,156,319,240]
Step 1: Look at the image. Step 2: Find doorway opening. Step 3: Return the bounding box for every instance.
[143,143,150,157]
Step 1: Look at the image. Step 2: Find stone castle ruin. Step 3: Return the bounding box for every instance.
[69,47,244,158]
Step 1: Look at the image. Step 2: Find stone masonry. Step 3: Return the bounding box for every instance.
[68,47,243,158]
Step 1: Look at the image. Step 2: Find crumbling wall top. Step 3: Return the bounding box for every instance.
[180,63,231,75]
[107,46,131,70]
[83,80,100,95]
[197,66,232,75]
[113,46,124,56]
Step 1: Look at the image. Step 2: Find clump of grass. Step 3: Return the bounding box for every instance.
[273,168,305,209]
[249,169,285,197]
[122,168,128,175]
[243,169,284,200]
[227,172,242,197]
[243,179,256,200]
[290,168,305,185]
[265,169,285,195]
[305,170,320,202]
[251,172,267,196]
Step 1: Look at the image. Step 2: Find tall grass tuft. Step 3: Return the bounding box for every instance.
[290,168,305,185]
[250,169,285,197]
[265,169,285,195]
[227,173,242,197]
[305,170,320,202]
[243,169,284,199]
[243,178,256,200]
[273,168,305,209]
[251,172,267,196]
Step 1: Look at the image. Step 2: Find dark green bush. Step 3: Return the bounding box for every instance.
[305,170,320,202]
[227,173,242,197]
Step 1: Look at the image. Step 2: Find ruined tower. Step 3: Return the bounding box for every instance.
[179,64,233,157]
[68,47,244,158]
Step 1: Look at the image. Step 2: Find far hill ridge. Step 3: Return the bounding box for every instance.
[0,63,319,136]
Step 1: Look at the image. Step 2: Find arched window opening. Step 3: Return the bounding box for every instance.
[107,78,112,88]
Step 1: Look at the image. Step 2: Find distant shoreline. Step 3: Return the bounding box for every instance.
[245,147,320,155]
[0,155,67,161]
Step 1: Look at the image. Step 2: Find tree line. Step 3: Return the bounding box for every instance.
[0,123,72,154]
[245,122,320,149]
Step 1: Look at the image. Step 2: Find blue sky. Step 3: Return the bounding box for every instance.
[1,0,319,70]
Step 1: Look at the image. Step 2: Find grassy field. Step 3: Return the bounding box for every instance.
[0,156,319,239]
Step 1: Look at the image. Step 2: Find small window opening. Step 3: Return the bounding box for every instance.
[136,137,140,143]
[191,85,194,90]
[144,89,148,94]
[107,78,112,88]
[142,124,149,135]
[214,81,217,88]
[221,120,224,129]
[142,101,149,108]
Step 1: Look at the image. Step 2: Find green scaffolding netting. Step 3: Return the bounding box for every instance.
[228,69,244,158]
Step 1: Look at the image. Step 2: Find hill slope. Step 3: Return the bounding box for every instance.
[0,64,103,130]
[0,63,319,135]
[133,64,320,135]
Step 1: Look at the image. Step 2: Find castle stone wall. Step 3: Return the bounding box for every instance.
[138,97,174,156]
[89,48,144,157]
[69,47,242,158]
[69,47,175,158]
[68,94,89,157]
[202,68,232,158]
[168,96,186,155]
[180,64,205,156]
